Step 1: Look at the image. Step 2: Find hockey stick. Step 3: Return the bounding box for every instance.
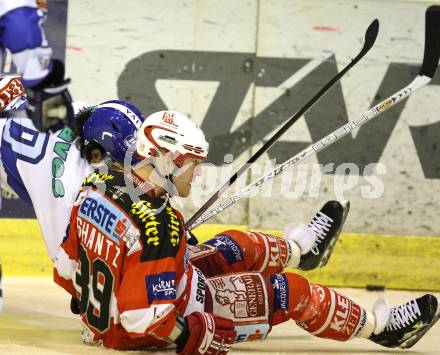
[187,5,440,231]
[185,19,379,233]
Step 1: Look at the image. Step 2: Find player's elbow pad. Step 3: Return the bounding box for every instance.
[121,303,176,336]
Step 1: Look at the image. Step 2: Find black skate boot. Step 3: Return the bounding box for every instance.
[370,294,439,349]
[298,200,350,271]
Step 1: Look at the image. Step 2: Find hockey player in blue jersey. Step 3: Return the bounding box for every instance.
[1,99,145,260]
[0,96,145,311]
[0,0,73,131]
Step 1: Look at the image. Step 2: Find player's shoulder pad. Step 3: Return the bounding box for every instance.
[129,198,184,262]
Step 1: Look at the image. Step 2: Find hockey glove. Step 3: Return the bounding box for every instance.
[25,59,74,132]
[0,75,27,112]
[186,229,199,245]
[176,312,236,355]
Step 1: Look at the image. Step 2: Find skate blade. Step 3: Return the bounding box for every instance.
[398,309,440,349]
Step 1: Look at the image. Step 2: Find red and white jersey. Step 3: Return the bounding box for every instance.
[54,169,203,350]
[0,118,91,259]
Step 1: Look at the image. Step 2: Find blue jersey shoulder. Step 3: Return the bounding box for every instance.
[1,118,49,201]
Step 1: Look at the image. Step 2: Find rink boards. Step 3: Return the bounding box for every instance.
[63,0,440,237]
[1,219,439,291]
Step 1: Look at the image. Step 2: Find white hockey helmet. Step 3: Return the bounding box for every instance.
[136,111,209,166]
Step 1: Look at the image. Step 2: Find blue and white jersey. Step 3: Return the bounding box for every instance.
[0,1,52,87]
[0,117,92,260]
[0,0,41,18]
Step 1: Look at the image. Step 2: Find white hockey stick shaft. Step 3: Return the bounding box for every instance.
[188,74,432,230]
[187,5,440,231]
[185,19,379,231]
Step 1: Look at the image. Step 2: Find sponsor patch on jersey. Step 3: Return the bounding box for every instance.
[83,172,114,185]
[194,267,206,304]
[183,266,206,316]
[328,290,363,336]
[78,190,133,245]
[235,323,271,342]
[145,272,176,303]
[131,200,183,262]
[205,235,243,265]
[130,199,161,247]
[207,273,269,324]
[165,207,181,247]
[271,273,289,311]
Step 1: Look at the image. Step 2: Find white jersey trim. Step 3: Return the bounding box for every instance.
[120,303,175,334]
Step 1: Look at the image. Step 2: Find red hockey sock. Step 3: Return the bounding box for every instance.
[191,230,297,277]
[271,272,372,341]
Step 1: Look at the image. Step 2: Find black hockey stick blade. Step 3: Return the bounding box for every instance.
[361,19,379,55]
[244,17,378,168]
[419,5,440,78]
[185,19,379,235]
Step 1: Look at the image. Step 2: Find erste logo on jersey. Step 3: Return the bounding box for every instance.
[79,190,133,244]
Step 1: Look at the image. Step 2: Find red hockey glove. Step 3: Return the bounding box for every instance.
[176,312,236,355]
[0,75,26,112]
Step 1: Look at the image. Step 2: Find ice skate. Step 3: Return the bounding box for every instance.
[370,294,439,349]
[298,200,350,271]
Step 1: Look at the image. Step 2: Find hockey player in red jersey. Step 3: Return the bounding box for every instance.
[55,110,439,353]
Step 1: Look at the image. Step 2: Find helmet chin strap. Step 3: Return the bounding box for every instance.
[166,165,181,198]
[149,153,181,197]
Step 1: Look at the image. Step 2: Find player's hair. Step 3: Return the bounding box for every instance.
[74,106,105,162]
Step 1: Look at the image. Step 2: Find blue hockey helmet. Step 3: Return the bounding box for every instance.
[82,100,144,162]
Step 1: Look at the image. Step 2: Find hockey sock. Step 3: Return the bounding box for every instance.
[271,272,375,341]
[195,230,300,277]
[229,230,300,274]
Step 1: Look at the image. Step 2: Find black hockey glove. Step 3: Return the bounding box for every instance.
[186,230,199,245]
[26,59,74,132]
